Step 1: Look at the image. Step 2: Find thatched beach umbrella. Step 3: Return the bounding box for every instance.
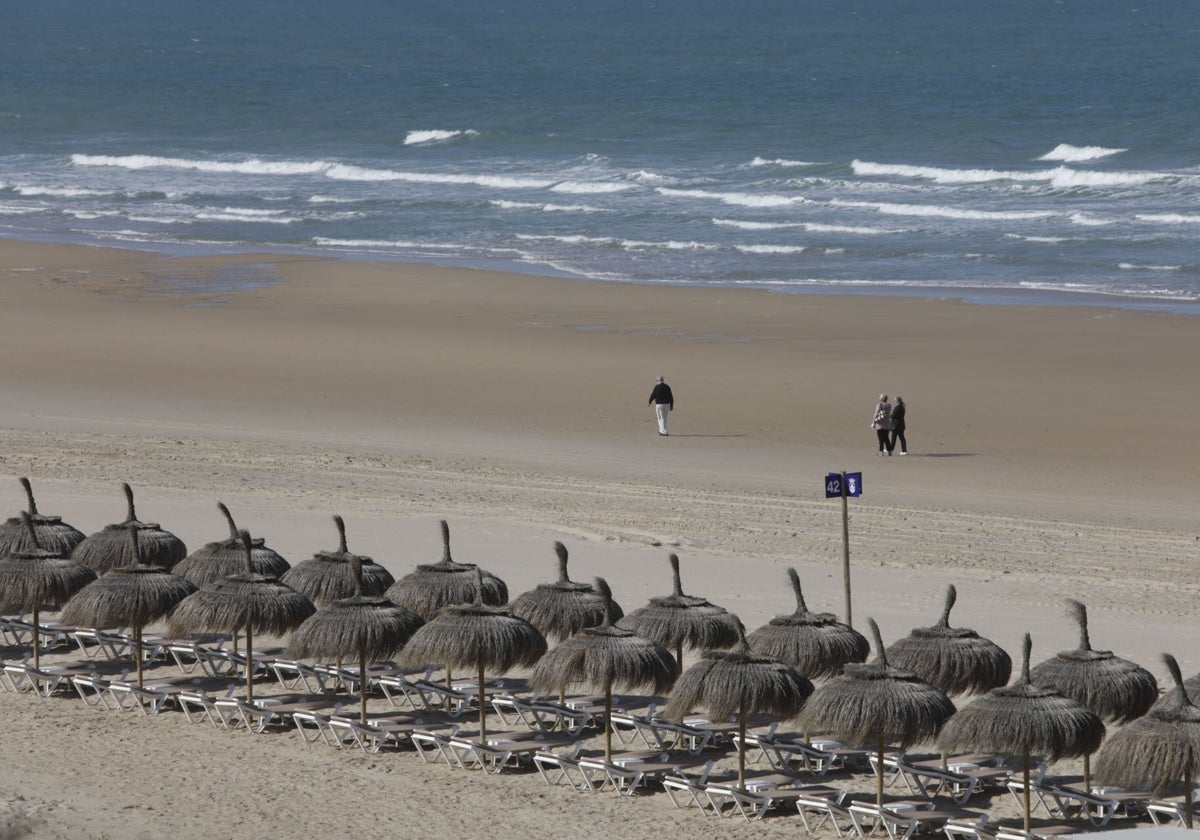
[1095,654,1200,827]
[617,553,739,668]
[400,567,546,742]
[530,578,676,760]
[510,541,623,642]
[0,512,96,669]
[173,502,290,586]
[664,619,813,787]
[169,529,315,702]
[289,555,424,724]
[939,633,1105,834]
[61,523,197,687]
[747,568,868,679]
[385,519,508,621]
[0,477,86,558]
[885,584,1012,696]
[799,618,955,808]
[1031,598,1157,789]
[281,515,394,608]
[72,483,187,573]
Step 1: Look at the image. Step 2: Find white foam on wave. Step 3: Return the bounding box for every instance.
[852,159,1161,188]
[15,184,112,198]
[832,199,1052,221]
[1037,144,1126,162]
[749,157,821,167]
[1068,212,1115,227]
[403,129,479,145]
[1136,213,1200,224]
[734,244,807,255]
[515,233,718,252]
[549,181,636,194]
[73,153,333,175]
[325,162,555,190]
[490,199,608,213]
[308,195,358,204]
[1118,262,1185,271]
[658,187,805,208]
[1005,233,1075,243]
[194,207,299,224]
[712,218,900,235]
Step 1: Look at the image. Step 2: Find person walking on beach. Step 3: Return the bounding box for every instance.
[890,396,908,455]
[871,393,893,456]
[649,375,674,436]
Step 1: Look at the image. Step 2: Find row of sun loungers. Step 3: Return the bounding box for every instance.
[4,623,1197,837]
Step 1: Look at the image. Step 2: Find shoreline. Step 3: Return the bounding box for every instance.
[5,231,1200,317]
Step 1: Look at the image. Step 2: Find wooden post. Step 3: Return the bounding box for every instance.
[841,471,853,627]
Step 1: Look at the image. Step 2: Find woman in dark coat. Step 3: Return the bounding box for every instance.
[890,396,908,455]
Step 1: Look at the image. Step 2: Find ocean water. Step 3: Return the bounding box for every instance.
[2,0,1199,311]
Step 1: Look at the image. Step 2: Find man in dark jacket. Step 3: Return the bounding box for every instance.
[648,376,674,436]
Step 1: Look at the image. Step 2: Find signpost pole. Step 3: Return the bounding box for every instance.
[841,470,852,627]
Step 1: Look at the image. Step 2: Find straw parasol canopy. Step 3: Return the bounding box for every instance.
[530,578,676,760]
[0,477,86,558]
[385,519,508,621]
[800,618,955,807]
[885,584,1012,696]
[173,502,290,586]
[289,555,424,725]
[617,552,740,668]
[169,529,316,702]
[746,567,868,679]
[939,633,1105,833]
[1095,654,1200,827]
[280,515,394,608]
[510,541,623,642]
[0,512,97,669]
[60,523,197,687]
[399,567,546,742]
[71,483,187,573]
[664,619,813,787]
[1030,599,1158,724]
[1030,598,1158,790]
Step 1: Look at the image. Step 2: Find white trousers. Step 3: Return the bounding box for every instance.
[655,403,670,435]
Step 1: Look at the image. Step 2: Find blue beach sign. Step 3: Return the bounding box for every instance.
[825,471,862,498]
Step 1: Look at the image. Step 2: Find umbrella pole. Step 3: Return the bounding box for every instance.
[676,642,683,672]
[876,735,885,808]
[1083,752,1091,792]
[737,713,748,789]
[605,682,614,762]
[135,624,145,688]
[477,661,487,742]
[359,652,368,726]
[32,603,41,671]
[1187,766,1194,830]
[245,629,255,703]
[1023,749,1031,835]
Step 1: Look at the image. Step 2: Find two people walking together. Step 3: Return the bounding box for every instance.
[871,393,908,456]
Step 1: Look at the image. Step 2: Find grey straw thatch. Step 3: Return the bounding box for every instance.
[1095,654,1200,826]
[169,529,315,702]
[885,584,1012,696]
[1030,599,1158,723]
[173,502,291,586]
[289,554,424,724]
[0,477,86,558]
[61,523,197,687]
[664,619,813,787]
[280,515,394,608]
[939,633,1105,833]
[746,567,868,679]
[385,519,508,621]
[510,541,623,642]
[0,512,97,669]
[617,553,739,668]
[800,618,955,807]
[400,567,546,742]
[1030,598,1157,790]
[531,578,676,760]
[71,483,187,573]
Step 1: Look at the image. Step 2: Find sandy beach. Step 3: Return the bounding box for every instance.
[2,238,1198,839]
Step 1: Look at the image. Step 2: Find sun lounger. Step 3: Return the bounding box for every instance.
[796,791,858,837]
[410,727,461,766]
[1146,797,1200,828]
[849,802,985,840]
[448,730,579,774]
[2,661,67,697]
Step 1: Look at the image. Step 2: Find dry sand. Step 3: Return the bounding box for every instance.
[0,238,1197,839]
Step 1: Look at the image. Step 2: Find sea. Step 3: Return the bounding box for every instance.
[3,0,1199,312]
